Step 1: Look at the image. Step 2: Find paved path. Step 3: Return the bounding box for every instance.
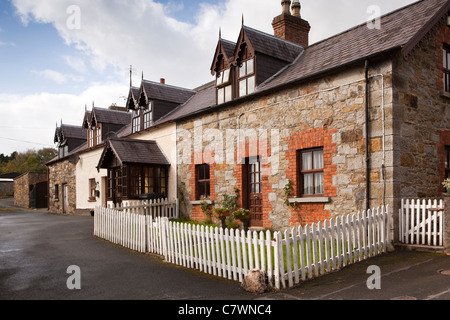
[1,198,450,302]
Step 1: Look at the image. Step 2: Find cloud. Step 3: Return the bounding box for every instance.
[0,82,128,155]
[31,69,85,84]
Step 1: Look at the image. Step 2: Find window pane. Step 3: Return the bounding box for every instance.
[216,73,223,86]
[303,173,313,195]
[315,172,324,194]
[239,62,246,77]
[313,150,324,169]
[247,76,255,95]
[223,69,230,83]
[247,59,254,74]
[218,88,224,104]
[302,152,312,170]
[239,79,247,97]
[224,85,232,102]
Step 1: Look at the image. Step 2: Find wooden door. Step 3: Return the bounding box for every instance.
[246,157,263,227]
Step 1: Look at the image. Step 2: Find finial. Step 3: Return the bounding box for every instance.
[242,14,244,26]
[219,27,222,39]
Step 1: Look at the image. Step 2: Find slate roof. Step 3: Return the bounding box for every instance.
[98,138,170,168]
[240,25,304,63]
[91,107,131,126]
[141,80,196,104]
[259,0,449,91]
[151,0,449,126]
[54,124,85,143]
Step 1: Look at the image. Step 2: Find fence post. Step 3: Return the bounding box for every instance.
[443,194,450,254]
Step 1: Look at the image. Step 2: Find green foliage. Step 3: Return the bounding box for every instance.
[284,180,297,209]
[232,208,252,221]
[221,187,240,213]
[0,148,57,174]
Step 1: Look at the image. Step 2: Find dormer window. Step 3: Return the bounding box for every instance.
[216,68,232,104]
[143,102,153,130]
[132,109,141,134]
[238,58,255,97]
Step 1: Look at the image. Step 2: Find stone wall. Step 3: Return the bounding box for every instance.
[392,19,450,203]
[177,59,393,230]
[48,159,77,214]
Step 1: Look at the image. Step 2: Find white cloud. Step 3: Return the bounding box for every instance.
[31,69,85,84]
[0,82,128,155]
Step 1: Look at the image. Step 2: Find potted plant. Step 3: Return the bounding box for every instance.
[443,178,450,194]
[232,208,252,231]
[214,207,229,229]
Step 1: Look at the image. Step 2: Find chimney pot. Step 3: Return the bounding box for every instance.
[281,0,291,15]
[291,1,301,18]
[160,78,165,84]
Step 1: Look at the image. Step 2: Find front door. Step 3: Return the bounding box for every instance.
[246,156,263,227]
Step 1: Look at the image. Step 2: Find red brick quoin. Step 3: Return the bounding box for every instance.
[285,128,337,226]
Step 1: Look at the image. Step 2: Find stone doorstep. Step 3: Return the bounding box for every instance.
[394,243,445,254]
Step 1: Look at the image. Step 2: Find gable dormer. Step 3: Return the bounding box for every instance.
[131,79,195,134]
[210,23,304,105]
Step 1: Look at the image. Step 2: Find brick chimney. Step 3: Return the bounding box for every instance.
[272,0,311,47]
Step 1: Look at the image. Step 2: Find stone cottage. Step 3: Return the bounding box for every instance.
[150,0,450,232]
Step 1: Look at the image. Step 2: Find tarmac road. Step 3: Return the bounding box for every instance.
[1,197,450,303]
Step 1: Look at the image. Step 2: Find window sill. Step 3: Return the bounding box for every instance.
[289,197,331,204]
[88,199,97,203]
[191,200,215,205]
[440,91,450,100]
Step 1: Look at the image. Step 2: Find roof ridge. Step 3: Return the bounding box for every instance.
[142,79,196,92]
[307,0,426,49]
[242,25,305,49]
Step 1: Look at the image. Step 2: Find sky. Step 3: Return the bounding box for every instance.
[0,0,418,156]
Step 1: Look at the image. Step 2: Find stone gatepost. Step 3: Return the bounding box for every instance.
[443,194,450,254]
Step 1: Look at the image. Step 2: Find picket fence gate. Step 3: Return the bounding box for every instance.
[399,198,444,247]
[94,205,391,289]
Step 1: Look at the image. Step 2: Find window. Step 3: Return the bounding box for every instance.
[55,184,59,200]
[128,166,167,198]
[96,125,102,145]
[298,148,324,196]
[196,164,210,200]
[444,45,450,93]
[143,103,153,129]
[132,110,141,133]
[446,146,450,179]
[216,68,232,104]
[88,129,94,148]
[238,58,255,97]
[89,179,96,201]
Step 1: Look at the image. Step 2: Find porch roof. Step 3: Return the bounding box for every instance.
[97,137,170,169]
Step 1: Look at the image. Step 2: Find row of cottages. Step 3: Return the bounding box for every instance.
[47,0,449,238]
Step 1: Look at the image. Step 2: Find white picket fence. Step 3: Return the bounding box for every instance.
[107,198,179,220]
[94,205,391,289]
[399,198,444,247]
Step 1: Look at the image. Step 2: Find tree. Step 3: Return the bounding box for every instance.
[0,148,57,174]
